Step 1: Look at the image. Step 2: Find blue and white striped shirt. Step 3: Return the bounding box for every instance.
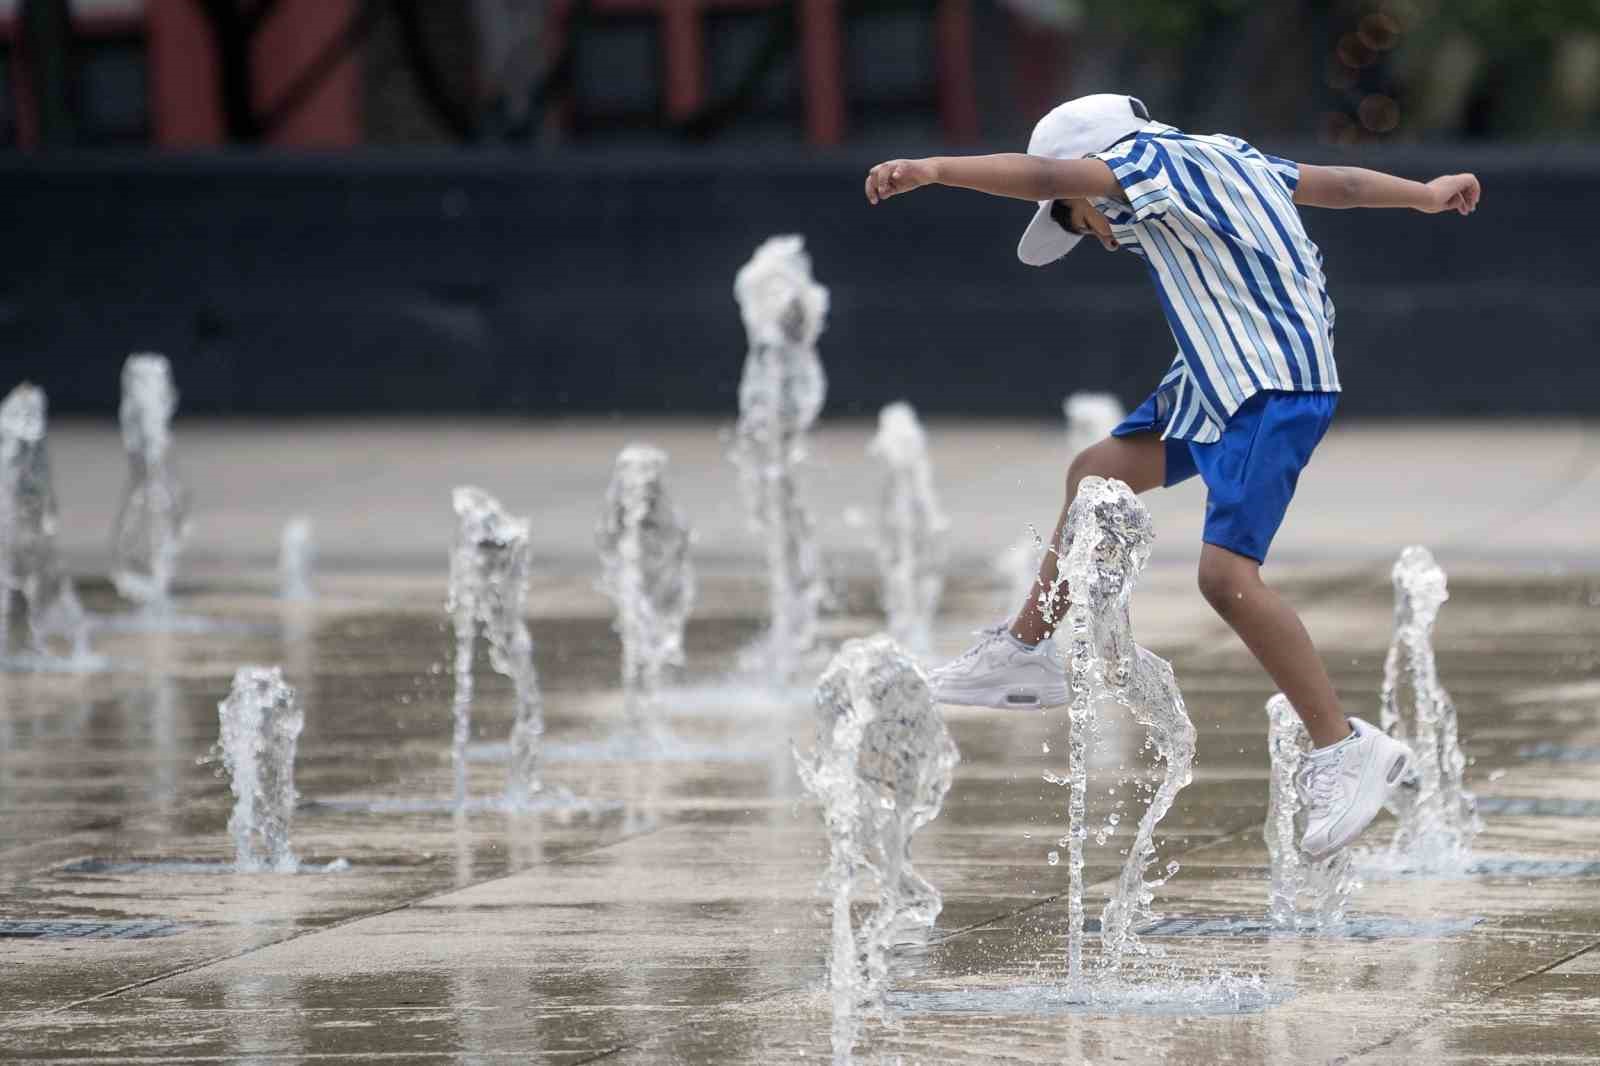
[1090,124,1339,443]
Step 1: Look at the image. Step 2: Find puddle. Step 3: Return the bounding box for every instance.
[88,612,276,637]
[1468,858,1600,878]
[57,858,350,875]
[479,735,780,764]
[1515,742,1600,763]
[301,794,619,818]
[0,652,120,675]
[1474,797,1600,817]
[887,973,1289,1016]
[1134,915,1481,939]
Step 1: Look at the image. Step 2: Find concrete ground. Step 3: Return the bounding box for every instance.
[3,417,1600,1064]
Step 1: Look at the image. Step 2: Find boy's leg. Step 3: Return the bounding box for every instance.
[1201,541,1412,857]
[929,432,1168,709]
[1195,543,1350,748]
[1010,433,1168,646]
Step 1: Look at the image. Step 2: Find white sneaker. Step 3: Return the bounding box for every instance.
[1298,716,1414,859]
[928,624,1070,709]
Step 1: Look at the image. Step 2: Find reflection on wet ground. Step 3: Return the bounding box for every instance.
[1,565,1599,1064]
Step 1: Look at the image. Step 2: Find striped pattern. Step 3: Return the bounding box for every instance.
[1091,124,1339,443]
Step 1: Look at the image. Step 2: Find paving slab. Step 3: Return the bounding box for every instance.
[2,418,1599,1063]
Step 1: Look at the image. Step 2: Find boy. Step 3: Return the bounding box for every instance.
[864,93,1480,858]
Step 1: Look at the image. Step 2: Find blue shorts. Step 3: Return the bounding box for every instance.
[1111,390,1338,563]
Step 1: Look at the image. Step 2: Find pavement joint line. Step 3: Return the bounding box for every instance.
[573,816,1274,1064]
[0,1049,604,1056]
[623,723,1584,1061]
[929,816,1264,944]
[12,556,1591,1054]
[1335,934,1600,1064]
[2,818,682,1030]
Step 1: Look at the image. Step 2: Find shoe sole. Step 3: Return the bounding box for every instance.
[933,682,1070,710]
[1305,745,1414,860]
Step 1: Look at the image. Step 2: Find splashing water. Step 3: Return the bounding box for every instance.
[990,395,1124,607]
[994,527,1048,617]
[1370,546,1480,874]
[729,235,828,681]
[218,666,303,873]
[449,487,545,810]
[279,517,315,601]
[0,384,92,662]
[1051,477,1196,989]
[1264,694,1360,928]
[867,403,948,654]
[111,354,189,608]
[597,445,695,749]
[1063,392,1126,456]
[795,635,959,1060]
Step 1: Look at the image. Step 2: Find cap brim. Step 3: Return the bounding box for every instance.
[1017,200,1083,267]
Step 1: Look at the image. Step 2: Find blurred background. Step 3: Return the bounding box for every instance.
[1,0,1596,417]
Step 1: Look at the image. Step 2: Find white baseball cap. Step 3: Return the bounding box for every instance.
[1016,93,1150,267]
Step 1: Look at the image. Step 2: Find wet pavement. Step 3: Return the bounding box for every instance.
[3,418,1600,1063]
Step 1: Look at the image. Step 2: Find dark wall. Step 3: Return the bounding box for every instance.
[2,145,1596,417]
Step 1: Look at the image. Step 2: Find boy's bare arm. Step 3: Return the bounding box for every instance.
[865,154,1126,206]
[1294,164,1481,215]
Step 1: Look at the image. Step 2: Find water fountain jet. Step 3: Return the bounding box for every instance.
[1050,476,1195,988]
[218,666,302,873]
[729,235,828,682]
[111,354,189,608]
[796,635,958,1057]
[1371,545,1480,874]
[1264,694,1360,928]
[279,517,315,601]
[0,384,92,664]
[867,403,948,655]
[597,444,694,750]
[449,487,545,810]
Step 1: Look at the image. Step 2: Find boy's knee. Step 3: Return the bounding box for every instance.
[1197,554,1252,612]
[1066,445,1109,496]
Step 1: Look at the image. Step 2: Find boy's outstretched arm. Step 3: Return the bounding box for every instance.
[865,154,1125,206]
[1294,165,1481,215]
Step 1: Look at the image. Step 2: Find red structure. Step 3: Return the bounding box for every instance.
[2,0,993,150]
[2,0,361,150]
[145,0,362,148]
[545,0,980,145]
[0,5,144,148]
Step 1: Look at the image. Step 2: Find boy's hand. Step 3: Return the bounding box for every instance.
[865,159,939,205]
[1420,173,1481,215]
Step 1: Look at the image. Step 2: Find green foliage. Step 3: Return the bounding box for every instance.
[1432,0,1600,48]
[1052,0,1600,48]
[1392,0,1600,134]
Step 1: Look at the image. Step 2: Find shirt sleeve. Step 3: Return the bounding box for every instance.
[1262,152,1300,194]
[1091,134,1173,223]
